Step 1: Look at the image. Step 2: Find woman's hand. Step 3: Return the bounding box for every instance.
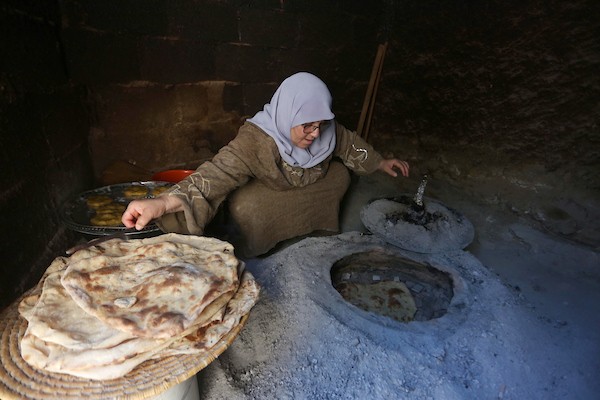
[121,195,184,230]
[378,158,410,178]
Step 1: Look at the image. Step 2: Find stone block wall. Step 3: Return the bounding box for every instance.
[0,2,93,309]
[58,0,386,179]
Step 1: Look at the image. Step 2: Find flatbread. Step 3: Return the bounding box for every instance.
[19,270,257,381]
[19,265,135,350]
[20,329,165,380]
[17,256,161,380]
[61,234,240,338]
[163,270,260,356]
[336,280,417,322]
[18,234,258,381]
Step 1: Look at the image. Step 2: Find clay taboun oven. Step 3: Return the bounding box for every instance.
[331,176,474,324]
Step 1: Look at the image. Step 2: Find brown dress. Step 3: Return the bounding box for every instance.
[157,121,383,257]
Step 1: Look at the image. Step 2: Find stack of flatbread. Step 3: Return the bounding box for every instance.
[18,233,259,381]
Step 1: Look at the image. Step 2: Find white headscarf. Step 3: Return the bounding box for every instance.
[247,72,336,168]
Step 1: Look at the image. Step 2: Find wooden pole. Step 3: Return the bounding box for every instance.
[363,41,388,142]
[357,45,383,137]
[357,42,388,140]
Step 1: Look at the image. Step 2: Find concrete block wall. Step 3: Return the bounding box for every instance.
[58,0,386,179]
[0,2,93,309]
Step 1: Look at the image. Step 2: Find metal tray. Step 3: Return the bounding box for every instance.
[62,181,173,237]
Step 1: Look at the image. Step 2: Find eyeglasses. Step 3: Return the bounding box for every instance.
[302,121,330,134]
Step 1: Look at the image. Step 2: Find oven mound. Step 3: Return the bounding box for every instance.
[360,195,474,253]
[331,250,453,322]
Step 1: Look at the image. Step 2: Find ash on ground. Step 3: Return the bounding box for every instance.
[195,231,598,400]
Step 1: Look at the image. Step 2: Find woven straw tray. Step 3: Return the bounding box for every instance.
[0,294,248,400]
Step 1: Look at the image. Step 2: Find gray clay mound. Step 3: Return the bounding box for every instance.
[360,195,475,253]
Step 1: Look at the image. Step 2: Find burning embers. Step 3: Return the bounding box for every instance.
[331,250,453,322]
[386,195,447,227]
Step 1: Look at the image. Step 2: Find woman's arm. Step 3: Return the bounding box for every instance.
[333,121,383,174]
[123,126,262,233]
[333,121,409,177]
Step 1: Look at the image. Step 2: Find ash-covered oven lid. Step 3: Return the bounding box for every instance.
[360,194,475,253]
[62,181,172,238]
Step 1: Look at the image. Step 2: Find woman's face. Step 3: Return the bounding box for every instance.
[290,121,328,149]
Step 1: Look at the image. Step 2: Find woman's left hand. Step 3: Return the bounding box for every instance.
[378,158,410,178]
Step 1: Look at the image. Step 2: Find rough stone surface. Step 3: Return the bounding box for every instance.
[238,8,297,48]
[62,28,140,85]
[61,0,169,36]
[168,2,238,42]
[89,82,240,175]
[0,12,65,90]
[0,3,92,310]
[57,0,384,179]
[371,0,599,196]
[140,38,216,83]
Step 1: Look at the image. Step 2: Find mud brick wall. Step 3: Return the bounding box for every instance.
[0,2,93,309]
[59,0,386,180]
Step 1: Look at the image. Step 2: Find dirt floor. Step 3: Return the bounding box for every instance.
[194,171,600,400]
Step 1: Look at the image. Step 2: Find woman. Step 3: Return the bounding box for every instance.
[122,72,409,257]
